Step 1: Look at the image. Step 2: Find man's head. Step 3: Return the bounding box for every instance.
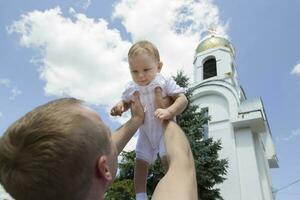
[128,40,163,86]
[0,98,117,200]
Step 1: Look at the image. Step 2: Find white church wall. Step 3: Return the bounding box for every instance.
[192,86,276,199]
[235,128,264,200]
[254,134,275,200]
[196,94,229,122]
[192,84,240,120]
[210,123,241,200]
[260,123,278,168]
[215,50,233,76]
[192,90,243,199]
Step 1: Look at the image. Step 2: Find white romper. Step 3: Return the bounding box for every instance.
[122,73,185,164]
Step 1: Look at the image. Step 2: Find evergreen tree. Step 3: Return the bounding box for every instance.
[104,179,135,200]
[104,151,136,200]
[106,71,228,199]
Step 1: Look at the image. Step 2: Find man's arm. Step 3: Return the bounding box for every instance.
[152,121,197,200]
[112,92,144,154]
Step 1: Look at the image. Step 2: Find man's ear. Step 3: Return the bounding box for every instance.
[96,155,113,182]
[157,62,163,72]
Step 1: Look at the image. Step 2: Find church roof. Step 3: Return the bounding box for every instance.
[195,35,235,57]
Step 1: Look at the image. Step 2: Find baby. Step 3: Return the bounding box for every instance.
[111,40,188,200]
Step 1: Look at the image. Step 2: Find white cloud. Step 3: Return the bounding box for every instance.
[75,0,92,10]
[8,0,228,111]
[8,7,132,105]
[82,0,92,9]
[0,78,22,100]
[0,79,10,87]
[291,63,300,76]
[9,87,22,100]
[276,129,300,142]
[0,112,2,119]
[0,183,13,199]
[113,0,228,78]
[0,193,14,200]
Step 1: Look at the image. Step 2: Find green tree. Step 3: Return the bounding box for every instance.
[174,71,228,199]
[106,71,228,200]
[104,179,135,200]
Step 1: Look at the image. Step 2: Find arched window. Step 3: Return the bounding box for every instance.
[203,58,217,79]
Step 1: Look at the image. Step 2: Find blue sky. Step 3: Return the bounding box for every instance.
[1,0,300,199]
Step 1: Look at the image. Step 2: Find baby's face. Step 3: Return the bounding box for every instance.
[128,52,162,86]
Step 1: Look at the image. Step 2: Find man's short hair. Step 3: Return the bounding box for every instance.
[128,40,160,61]
[0,98,111,200]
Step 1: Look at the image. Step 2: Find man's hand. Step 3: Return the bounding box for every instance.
[154,87,173,110]
[130,91,144,125]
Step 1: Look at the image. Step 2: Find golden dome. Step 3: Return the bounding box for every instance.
[195,35,235,57]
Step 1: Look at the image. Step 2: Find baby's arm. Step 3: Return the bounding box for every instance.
[111,100,130,116]
[155,92,188,121]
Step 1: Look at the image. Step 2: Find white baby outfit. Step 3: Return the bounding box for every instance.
[121,73,185,164]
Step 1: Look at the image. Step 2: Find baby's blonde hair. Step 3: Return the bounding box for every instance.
[128,40,160,61]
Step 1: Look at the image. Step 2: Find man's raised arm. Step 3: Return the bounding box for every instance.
[112,92,144,154]
[152,87,197,200]
[152,121,197,200]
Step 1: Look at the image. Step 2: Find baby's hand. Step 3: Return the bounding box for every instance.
[155,108,173,121]
[111,101,126,116]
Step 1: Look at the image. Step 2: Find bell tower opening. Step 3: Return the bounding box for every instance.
[203,58,217,79]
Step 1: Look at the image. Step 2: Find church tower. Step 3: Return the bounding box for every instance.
[191,34,279,200]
